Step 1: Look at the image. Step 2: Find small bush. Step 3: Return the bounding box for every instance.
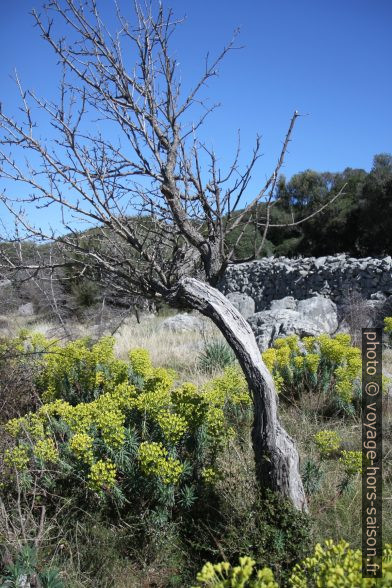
[311,431,363,495]
[71,279,100,308]
[185,488,311,585]
[313,430,342,458]
[0,546,64,588]
[262,333,362,415]
[194,541,392,587]
[0,333,257,585]
[301,459,324,496]
[198,340,236,373]
[1,335,251,523]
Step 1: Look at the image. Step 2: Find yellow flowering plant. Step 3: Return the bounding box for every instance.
[313,430,341,458]
[312,432,363,494]
[193,556,278,587]
[1,334,251,513]
[37,336,129,404]
[289,540,392,587]
[262,333,362,414]
[338,450,362,476]
[194,541,392,587]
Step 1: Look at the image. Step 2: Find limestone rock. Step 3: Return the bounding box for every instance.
[269,296,296,311]
[248,309,323,351]
[159,313,203,333]
[226,292,255,319]
[296,295,338,334]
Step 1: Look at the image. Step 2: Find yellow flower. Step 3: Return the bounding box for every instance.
[335,378,353,404]
[305,353,320,374]
[157,411,187,444]
[262,348,277,372]
[129,348,153,378]
[384,316,392,334]
[276,346,291,368]
[88,459,116,491]
[138,441,183,485]
[201,467,218,484]
[334,333,352,347]
[69,432,94,463]
[339,450,362,475]
[293,356,304,369]
[302,336,316,352]
[4,445,30,471]
[313,430,341,457]
[34,438,59,463]
[4,417,27,438]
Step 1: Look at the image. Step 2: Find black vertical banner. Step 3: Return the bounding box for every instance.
[362,328,382,578]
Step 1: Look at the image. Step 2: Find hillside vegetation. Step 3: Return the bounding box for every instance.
[227,153,392,260]
[0,316,391,586]
[2,153,391,322]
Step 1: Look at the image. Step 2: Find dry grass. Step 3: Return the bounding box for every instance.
[113,313,223,385]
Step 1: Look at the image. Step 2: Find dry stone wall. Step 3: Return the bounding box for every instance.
[219,254,392,311]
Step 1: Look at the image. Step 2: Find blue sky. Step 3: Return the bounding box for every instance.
[1,0,391,230]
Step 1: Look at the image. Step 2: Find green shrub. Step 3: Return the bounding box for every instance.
[0,546,64,588]
[384,317,392,346]
[301,459,324,496]
[194,541,392,587]
[184,488,311,586]
[262,333,362,415]
[198,340,236,373]
[1,336,251,521]
[36,335,129,404]
[311,431,362,495]
[313,430,342,458]
[71,279,100,308]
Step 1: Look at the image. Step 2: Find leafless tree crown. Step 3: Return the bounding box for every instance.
[0,0,317,298]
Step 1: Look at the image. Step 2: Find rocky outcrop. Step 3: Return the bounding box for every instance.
[270,296,297,311]
[248,308,323,351]
[226,292,255,319]
[246,294,337,350]
[296,296,338,333]
[220,254,392,311]
[159,313,203,333]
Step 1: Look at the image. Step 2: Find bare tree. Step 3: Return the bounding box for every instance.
[0,0,317,511]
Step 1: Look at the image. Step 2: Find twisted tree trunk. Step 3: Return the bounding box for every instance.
[169,277,307,512]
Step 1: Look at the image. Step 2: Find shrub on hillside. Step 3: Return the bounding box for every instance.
[0,333,312,585]
[198,339,236,373]
[0,546,64,588]
[194,540,392,587]
[1,335,251,518]
[262,333,362,415]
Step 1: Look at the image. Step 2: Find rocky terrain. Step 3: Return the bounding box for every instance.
[2,254,392,352]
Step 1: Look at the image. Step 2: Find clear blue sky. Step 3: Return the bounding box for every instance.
[1,0,391,230]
